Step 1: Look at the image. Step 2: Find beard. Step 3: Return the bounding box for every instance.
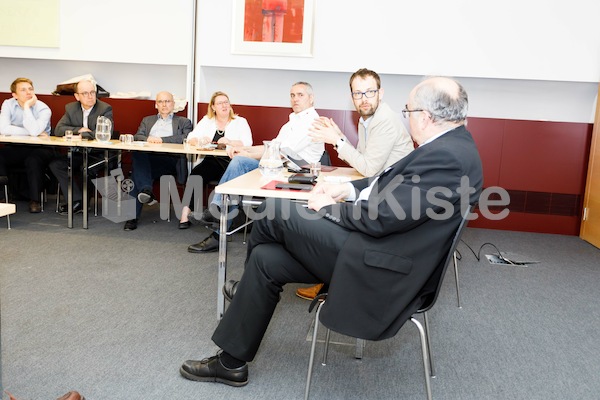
[358,103,376,118]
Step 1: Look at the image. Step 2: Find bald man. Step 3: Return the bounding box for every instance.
[179,76,483,387]
[124,91,193,231]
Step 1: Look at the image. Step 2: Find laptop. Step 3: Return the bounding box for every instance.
[280,146,309,172]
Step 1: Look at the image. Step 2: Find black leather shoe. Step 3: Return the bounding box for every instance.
[124,219,138,231]
[189,206,219,226]
[58,201,83,215]
[188,234,219,253]
[223,280,239,302]
[180,354,248,387]
[179,221,192,229]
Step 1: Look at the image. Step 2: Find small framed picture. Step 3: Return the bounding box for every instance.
[231,0,315,57]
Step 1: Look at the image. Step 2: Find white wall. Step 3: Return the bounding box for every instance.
[0,0,598,124]
[197,0,600,82]
[195,0,599,123]
[0,0,193,66]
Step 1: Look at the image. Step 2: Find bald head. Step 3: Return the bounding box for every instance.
[155,91,175,118]
[410,76,468,124]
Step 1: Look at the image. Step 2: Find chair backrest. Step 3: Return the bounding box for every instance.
[319,150,332,166]
[416,203,475,314]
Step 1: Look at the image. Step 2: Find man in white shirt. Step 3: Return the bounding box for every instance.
[188,81,325,253]
[0,77,54,213]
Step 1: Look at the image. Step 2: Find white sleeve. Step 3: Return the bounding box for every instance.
[22,103,51,136]
[188,116,214,140]
[228,117,253,146]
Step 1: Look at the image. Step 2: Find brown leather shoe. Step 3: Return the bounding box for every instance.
[296,283,324,300]
[56,391,85,400]
[29,200,41,213]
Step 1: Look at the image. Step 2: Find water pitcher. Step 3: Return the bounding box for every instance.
[258,140,283,178]
[95,116,112,143]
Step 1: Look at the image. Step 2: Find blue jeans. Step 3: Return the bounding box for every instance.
[210,156,259,232]
[212,156,259,208]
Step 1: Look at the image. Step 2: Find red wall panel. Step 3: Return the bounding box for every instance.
[499,120,591,194]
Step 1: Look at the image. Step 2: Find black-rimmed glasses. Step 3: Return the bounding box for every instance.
[402,104,424,118]
[351,89,379,100]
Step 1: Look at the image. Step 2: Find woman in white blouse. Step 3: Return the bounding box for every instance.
[179,91,253,228]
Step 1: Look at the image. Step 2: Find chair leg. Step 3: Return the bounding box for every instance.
[410,317,433,400]
[167,180,171,222]
[56,182,61,213]
[322,328,331,365]
[453,251,461,308]
[242,208,250,244]
[4,186,10,230]
[94,185,98,217]
[354,339,365,359]
[305,300,325,400]
[40,190,44,212]
[423,311,435,378]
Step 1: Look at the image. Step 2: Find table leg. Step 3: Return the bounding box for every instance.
[83,149,88,229]
[67,147,73,229]
[217,194,229,320]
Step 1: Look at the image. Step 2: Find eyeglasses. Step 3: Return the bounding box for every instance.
[402,104,424,118]
[351,89,379,100]
[214,101,230,106]
[77,91,96,97]
[156,100,173,105]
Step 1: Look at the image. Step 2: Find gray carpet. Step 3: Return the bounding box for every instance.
[1,199,600,399]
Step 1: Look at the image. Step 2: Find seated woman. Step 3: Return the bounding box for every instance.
[178,91,253,228]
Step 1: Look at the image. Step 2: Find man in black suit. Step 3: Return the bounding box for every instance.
[49,78,114,215]
[180,76,484,387]
[123,91,192,231]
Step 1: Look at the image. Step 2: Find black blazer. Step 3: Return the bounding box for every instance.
[54,100,113,139]
[319,125,483,340]
[134,114,193,183]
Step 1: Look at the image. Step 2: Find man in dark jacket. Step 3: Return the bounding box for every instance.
[180,76,484,387]
[123,91,192,231]
[50,78,113,215]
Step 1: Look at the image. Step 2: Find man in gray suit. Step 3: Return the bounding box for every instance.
[50,78,114,215]
[123,91,192,231]
[298,68,415,300]
[179,76,483,387]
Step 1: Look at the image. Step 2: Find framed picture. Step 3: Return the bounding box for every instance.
[232,0,314,57]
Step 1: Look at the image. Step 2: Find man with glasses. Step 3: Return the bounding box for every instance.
[0,77,54,213]
[123,91,192,231]
[179,76,483,387]
[299,68,415,300]
[50,79,114,215]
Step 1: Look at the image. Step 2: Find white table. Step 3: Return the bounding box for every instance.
[214,167,363,319]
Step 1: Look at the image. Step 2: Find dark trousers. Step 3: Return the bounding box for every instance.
[211,199,351,361]
[186,156,230,211]
[0,145,56,202]
[48,150,107,203]
[131,152,179,218]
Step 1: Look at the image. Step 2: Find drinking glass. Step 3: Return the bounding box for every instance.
[310,161,321,177]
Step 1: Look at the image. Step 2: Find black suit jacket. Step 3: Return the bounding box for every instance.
[319,125,483,340]
[134,114,193,183]
[55,100,113,139]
